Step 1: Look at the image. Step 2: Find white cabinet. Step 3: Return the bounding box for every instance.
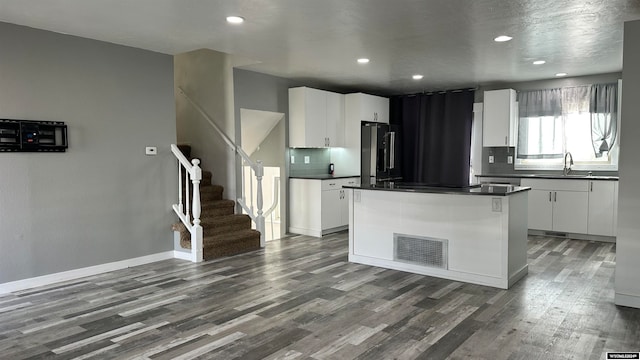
[483,89,517,147]
[289,177,360,237]
[588,180,618,236]
[346,93,389,124]
[289,87,344,147]
[521,179,588,234]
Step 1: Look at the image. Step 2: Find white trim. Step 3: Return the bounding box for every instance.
[615,293,640,309]
[288,226,322,238]
[173,250,192,261]
[0,251,178,295]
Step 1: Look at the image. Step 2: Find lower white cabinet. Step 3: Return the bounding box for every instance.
[521,178,617,237]
[289,177,360,237]
[587,180,618,236]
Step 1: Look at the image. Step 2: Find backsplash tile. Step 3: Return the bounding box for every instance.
[290,148,331,176]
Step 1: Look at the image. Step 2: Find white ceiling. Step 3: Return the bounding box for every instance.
[1,0,639,95]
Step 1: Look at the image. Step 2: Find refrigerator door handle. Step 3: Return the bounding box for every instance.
[388,132,396,170]
[383,133,389,171]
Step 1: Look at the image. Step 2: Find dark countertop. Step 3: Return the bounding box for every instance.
[343,182,530,196]
[477,174,619,181]
[289,174,360,180]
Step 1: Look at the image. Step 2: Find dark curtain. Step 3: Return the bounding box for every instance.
[390,91,474,187]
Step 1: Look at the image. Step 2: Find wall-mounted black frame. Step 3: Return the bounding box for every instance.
[0,119,68,152]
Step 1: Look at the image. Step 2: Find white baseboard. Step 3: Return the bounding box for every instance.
[173,250,192,261]
[615,293,640,309]
[0,251,180,295]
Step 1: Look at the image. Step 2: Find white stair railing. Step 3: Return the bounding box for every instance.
[171,144,203,262]
[177,87,266,247]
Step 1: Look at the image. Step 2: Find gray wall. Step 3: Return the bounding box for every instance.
[0,22,177,283]
[616,20,640,308]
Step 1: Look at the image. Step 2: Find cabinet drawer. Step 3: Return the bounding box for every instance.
[521,178,588,192]
[322,179,342,190]
[322,177,360,190]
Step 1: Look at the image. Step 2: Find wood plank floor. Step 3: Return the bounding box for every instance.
[1,232,639,359]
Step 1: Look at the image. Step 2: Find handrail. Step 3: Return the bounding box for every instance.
[177,87,266,247]
[171,144,194,173]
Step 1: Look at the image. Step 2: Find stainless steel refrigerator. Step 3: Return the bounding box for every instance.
[361,121,402,185]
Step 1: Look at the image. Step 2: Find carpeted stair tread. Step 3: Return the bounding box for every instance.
[200,199,235,217]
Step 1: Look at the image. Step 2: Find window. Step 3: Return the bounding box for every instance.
[515,82,620,170]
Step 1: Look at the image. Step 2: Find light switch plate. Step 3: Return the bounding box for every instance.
[304,156,310,164]
[507,155,513,164]
[145,146,157,156]
[290,155,295,164]
[489,155,495,164]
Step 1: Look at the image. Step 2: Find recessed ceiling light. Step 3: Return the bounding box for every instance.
[226,16,245,24]
[555,72,568,77]
[494,35,513,42]
[357,58,370,64]
[533,60,546,65]
[412,74,424,80]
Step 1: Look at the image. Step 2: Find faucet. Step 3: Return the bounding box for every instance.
[563,152,574,175]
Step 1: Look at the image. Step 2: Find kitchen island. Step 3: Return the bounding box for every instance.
[343,183,530,289]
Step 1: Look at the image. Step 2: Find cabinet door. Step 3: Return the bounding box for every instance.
[482,89,515,147]
[325,92,344,147]
[304,88,327,147]
[528,189,553,231]
[588,181,616,236]
[338,189,349,226]
[321,189,342,230]
[372,96,389,124]
[553,190,589,234]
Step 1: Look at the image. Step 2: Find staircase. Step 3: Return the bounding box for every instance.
[173,145,261,260]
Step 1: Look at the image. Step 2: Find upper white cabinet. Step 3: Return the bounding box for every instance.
[587,180,618,236]
[289,87,344,147]
[346,93,389,124]
[483,89,517,147]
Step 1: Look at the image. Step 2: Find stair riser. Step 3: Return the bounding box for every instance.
[203,220,252,235]
[203,238,260,260]
[201,207,234,217]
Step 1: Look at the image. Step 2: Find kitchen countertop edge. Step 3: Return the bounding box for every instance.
[477,174,619,181]
[289,175,360,180]
[343,184,531,196]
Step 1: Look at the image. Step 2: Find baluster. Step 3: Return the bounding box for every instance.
[178,162,183,214]
[185,167,191,223]
[255,161,265,247]
[249,168,255,215]
[190,159,203,262]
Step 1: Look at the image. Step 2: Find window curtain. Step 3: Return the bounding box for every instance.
[517,88,563,159]
[590,83,618,157]
[390,90,474,187]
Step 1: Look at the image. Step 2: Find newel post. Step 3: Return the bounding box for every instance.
[255,160,265,247]
[190,159,203,263]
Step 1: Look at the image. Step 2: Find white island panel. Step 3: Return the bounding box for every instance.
[348,188,528,289]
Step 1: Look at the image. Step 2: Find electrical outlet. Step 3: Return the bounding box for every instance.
[492,198,502,212]
[304,156,310,164]
[489,155,495,164]
[354,191,361,202]
[507,155,513,164]
[290,155,295,164]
